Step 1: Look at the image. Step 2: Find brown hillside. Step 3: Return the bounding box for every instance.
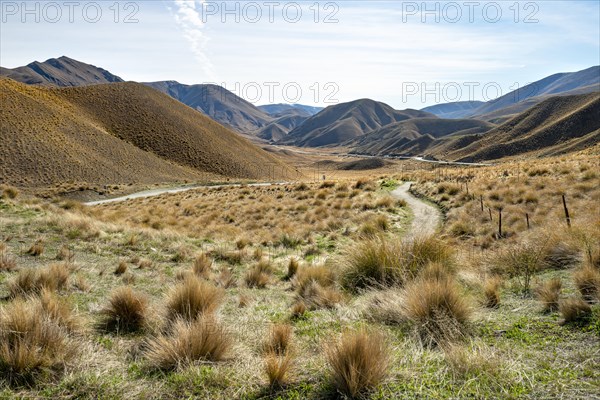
[0,79,290,189]
[450,92,600,161]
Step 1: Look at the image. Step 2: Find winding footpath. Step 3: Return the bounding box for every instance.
[85,180,442,240]
[391,182,441,238]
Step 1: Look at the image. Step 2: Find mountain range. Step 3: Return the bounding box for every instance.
[2,56,599,179]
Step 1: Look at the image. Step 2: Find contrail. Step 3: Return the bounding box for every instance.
[172,0,217,81]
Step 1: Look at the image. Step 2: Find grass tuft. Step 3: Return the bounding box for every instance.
[165,276,224,323]
[535,278,562,312]
[99,286,148,333]
[325,329,390,398]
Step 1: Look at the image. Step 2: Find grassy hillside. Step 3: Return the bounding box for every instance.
[451,92,600,161]
[281,99,434,147]
[0,79,290,190]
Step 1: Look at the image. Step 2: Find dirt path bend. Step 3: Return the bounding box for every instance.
[391,182,441,238]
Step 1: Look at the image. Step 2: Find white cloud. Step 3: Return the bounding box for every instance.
[171,0,216,81]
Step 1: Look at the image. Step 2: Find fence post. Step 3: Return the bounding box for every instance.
[488,207,493,222]
[562,194,571,228]
[526,213,530,230]
[498,208,503,238]
[480,195,484,212]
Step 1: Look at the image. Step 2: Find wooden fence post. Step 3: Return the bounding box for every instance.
[488,207,493,222]
[498,208,503,238]
[526,213,530,230]
[480,195,484,212]
[562,194,571,228]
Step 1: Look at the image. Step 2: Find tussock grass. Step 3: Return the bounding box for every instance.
[573,266,600,303]
[535,278,562,312]
[244,259,273,289]
[27,242,44,257]
[284,258,299,281]
[0,250,17,271]
[0,297,75,385]
[99,286,149,333]
[296,280,343,310]
[9,263,71,297]
[165,276,224,323]
[290,301,307,318]
[341,236,453,292]
[483,276,502,308]
[325,329,390,398]
[402,278,471,346]
[264,324,293,355]
[144,316,231,370]
[39,289,83,333]
[193,253,213,279]
[264,352,293,388]
[114,261,128,276]
[559,297,592,325]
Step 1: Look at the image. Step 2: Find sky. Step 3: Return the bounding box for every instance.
[1,0,599,109]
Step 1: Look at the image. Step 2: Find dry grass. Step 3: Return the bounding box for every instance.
[401,278,472,346]
[0,250,17,271]
[38,290,83,333]
[284,258,299,281]
[99,286,149,333]
[114,261,128,276]
[9,263,71,297]
[296,280,343,310]
[144,316,231,370]
[264,324,293,355]
[244,259,274,289]
[341,236,453,292]
[0,297,75,385]
[264,352,294,388]
[535,278,562,312]
[165,276,224,323]
[27,242,45,257]
[573,266,600,303]
[325,329,390,398]
[559,297,592,325]
[290,301,307,318]
[193,253,213,279]
[483,276,502,308]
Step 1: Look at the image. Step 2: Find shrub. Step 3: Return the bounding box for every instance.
[165,277,224,323]
[402,278,471,346]
[490,242,548,293]
[325,329,390,398]
[145,316,231,370]
[264,352,293,388]
[99,287,148,333]
[535,278,562,312]
[559,298,592,325]
[0,298,75,385]
[573,266,600,303]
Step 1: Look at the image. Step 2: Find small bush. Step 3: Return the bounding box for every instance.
[490,242,548,293]
[535,278,562,312]
[402,278,471,346]
[573,266,600,303]
[99,287,149,333]
[165,277,224,323]
[145,316,231,370]
[559,298,592,325]
[325,329,390,398]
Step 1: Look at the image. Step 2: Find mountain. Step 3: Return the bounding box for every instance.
[258,104,323,117]
[349,118,495,156]
[144,81,273,134]
[449,92,600,161]
[420,66,599,121]
[0,56,123,86]
[0,78,290,189]
[256,114,310,142]
[421,101,485,119]
[280,99,435,147]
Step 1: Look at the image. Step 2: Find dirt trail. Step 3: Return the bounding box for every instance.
[391,182,441,238]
